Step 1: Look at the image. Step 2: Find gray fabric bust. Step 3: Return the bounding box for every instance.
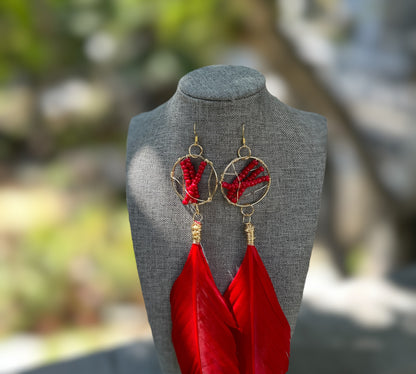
[126,65,327,374]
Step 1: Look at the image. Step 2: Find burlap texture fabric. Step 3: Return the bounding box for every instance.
[126,65,327,373]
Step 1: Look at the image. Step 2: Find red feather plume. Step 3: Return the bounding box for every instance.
[223,245,291,374]
[170,243,240,374]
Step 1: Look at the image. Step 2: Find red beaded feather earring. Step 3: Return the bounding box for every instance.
[220,125,291,374]
[170,124,240,374]
[169,123,291,374]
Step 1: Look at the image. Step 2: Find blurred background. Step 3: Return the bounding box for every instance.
[1,0,415,373]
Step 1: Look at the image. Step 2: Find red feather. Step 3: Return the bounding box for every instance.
[170,243,240,374]
[223,245,291,374]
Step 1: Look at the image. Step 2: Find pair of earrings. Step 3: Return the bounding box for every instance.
[170,124,291,374]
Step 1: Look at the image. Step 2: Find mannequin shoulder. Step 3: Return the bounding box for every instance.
[127,103,168,146]
[276,103,328,147]
[299,109,327,136]
[128,103,167,133]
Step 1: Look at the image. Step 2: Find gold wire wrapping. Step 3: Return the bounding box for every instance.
[219,125,271,208]
[245,222,255,245]
[191,220,202,244]
[219,155,271,208]
[171,155,218,206]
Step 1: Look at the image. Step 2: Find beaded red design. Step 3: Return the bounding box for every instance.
[221,159,270,203]
[180,157,207,205]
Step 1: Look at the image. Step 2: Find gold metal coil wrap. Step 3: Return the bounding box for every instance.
[245,222,255,245]
[191,220,202,244]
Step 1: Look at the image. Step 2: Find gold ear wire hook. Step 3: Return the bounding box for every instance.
[237,123,251,158]
[189,123,203,156]
[194,123,198,144]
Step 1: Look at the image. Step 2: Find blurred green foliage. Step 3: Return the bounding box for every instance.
[0,0,244,160]
[0,0,247,339]
[0,0,240,82]
[0,0,110,79]
[0,201,140,335]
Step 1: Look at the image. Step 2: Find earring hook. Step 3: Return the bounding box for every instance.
[189,123,203,156]
[237,124,251,158]
[194,123,198,144]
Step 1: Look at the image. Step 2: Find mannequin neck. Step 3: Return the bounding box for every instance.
[178,65,266,101]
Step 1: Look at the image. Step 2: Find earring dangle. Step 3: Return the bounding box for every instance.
[169,124,240,374]
[221,125,291,374]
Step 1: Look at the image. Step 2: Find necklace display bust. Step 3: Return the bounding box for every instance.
[126,65,327,373]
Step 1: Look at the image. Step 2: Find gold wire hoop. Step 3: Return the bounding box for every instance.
[171,154,218,206]
[192,205,203,222]
[242,215,252,224]
[237,144,252,158]
[193,211,203,222]
[220,155,271,208]
[241,205,255,216]
[188,143,203,157]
